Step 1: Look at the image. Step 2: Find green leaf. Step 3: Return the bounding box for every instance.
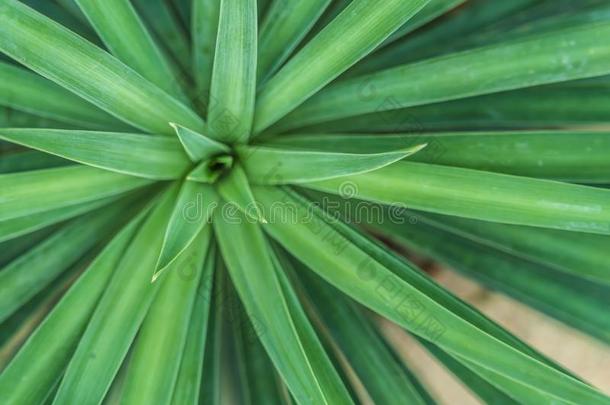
[0,165,152,222]
[53,185,179,404]
[0,128,191,180]
[192,0,221,114]
[0,227,57,269]
[0,194,119,244]
[257,0,331,84]
[407,130,610,183]
[0,266,75,371]
[74,0,189,102]
[20,0,98,42]
[348,0,538,76]
[278,21,610,129]
[253,187,609,404]
[298,187,579,378]
[198,262,225,405]
[171,247,217,405]
[268,130,610,183]
[217,163,266,223]
[121,228,211,405]
[208,0,257,143]
[0,0,204,135]
[0,203,147,405]
[172,123,230,163]
[304,161,610,235]
[132,0,192,74]
[154,182,218,280]
[227,282,289,405]
[239,144,425,184]
[0,201,134,323]
[290,261,434,405]
[381,0,466,47]
[376,211,610,344]
[0,150,68,174]
[279,85,610,133]
[253,0,430,133]
[213,211,353,405]
[419,341,519,404]
[0,107,79,131]
[0,62,124,129]
[409,212,610,286]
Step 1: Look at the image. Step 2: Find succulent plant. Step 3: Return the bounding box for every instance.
[1,0,609,404]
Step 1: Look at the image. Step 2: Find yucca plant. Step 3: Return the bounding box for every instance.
[1,0,609,403]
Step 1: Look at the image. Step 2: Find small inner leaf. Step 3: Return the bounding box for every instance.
[153,182,219,282]
[171,123,230,163]
[216,163,266,223]
[188,155,234,184]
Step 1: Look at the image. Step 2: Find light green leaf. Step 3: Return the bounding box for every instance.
[406,130,610,183]
[121,228,211,405]
[0,62,124,129]
[376,211,610,344]
[278,21,610,129]
[0,201,134,323]
[0,128,191,180]
[268,130,610,183]
[290,260,434,405]
[253,0,430,133]
[0,194,119,244]
[213,211,353,405]
[53,185,179,404]
[0,202,147,405]
[217,163,266,223]
[239,144,425,184]
[172,123,230,163]
[171,247,217,405]
[192,0,221,114]
[154,182,218,280]
[74,0,188,102]
[409,212,610,286]
[208,0,257,143]
[304,161,610,235]
[257,0,331,84]
[0,165,151,222]
[0,0,204,135]
[277,85,610,133]
[299,187,582,378]
[253,187,609,404]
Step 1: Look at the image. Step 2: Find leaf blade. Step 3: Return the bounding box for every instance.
[278,21,610,129]
[0,0,204,135]
[239,144,425,184]
[0,128,191,180]
[253,0,430,133]
[208,0,257,143]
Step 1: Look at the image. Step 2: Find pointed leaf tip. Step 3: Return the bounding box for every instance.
[171,123,229,163]
[239,143,427,185]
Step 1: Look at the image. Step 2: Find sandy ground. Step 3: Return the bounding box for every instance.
[381,269,610,404]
